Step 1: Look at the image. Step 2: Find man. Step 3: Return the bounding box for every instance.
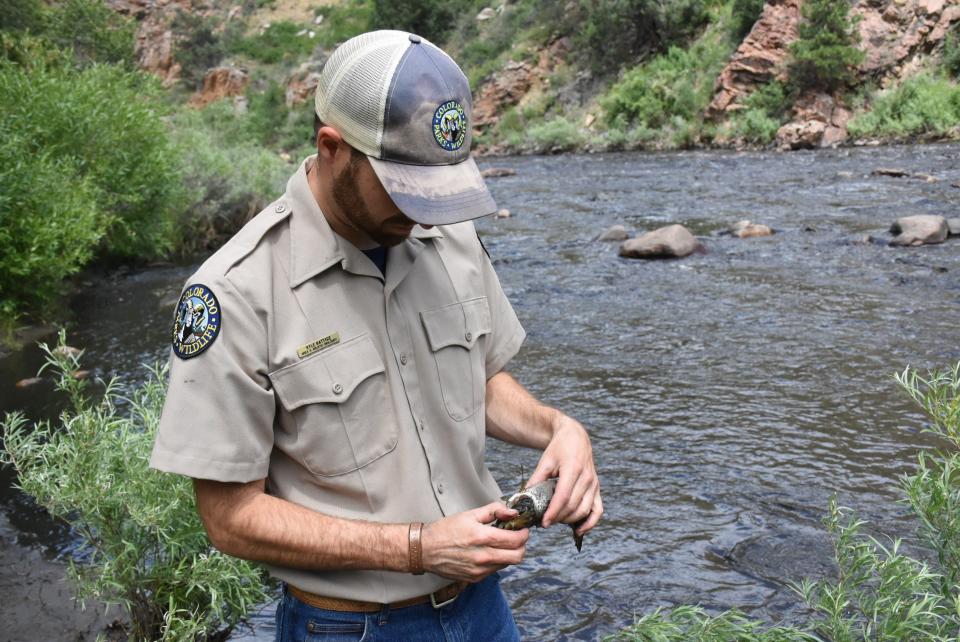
[150,30,601,641]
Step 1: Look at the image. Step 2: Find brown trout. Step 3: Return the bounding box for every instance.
[493,478,585,552]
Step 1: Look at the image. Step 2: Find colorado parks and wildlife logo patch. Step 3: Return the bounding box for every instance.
[172,283,221,359]
[432,100,466,151]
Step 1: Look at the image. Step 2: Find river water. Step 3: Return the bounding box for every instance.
[2,143,960,640]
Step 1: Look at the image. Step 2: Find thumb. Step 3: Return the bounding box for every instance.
[525,454,556,487]
[473,501,517,524]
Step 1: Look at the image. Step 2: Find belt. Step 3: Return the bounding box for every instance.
[289,581,469,613]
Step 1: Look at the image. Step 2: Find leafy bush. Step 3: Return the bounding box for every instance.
[369,0,471,45]
[610,361,960,640]
[847,73,960,139]
[0,62,187,259]
[942,24,960,79]
[721,81,792,145]
[1,334,272,640]
[168,102,292,252]
[45,0,135,66]
[314,0,373,48]
[0,0,46,32]
[228,20,319,64]
[731,0,765,41]
[577,0,710,74]
[527,116,584,152]
[788,0,864,94]
[0,137,104,321]
[600,33,733,129]
[171,11,236,89]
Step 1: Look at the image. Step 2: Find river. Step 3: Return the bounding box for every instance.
[2,143,960,640]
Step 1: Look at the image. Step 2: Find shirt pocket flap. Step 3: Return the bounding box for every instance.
[420,297,492,352]
[269,335,385,411]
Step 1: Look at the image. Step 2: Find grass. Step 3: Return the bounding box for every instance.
[847,73,960,140]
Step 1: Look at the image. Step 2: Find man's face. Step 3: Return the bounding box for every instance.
[331,150,419,248]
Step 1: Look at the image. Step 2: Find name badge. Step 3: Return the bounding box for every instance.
[297,332,340,359]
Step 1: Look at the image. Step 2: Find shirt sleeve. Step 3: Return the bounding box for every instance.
[478,235,526,379]
[150,273,275,482]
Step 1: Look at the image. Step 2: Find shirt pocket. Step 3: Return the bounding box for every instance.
[268,334,398,477]
[420,297,492,422]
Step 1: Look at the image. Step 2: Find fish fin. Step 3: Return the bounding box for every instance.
[574,530,583,552]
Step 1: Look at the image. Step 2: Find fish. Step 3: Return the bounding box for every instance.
[493,478,585,552]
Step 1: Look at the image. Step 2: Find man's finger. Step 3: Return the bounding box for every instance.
[555,472,592,525]
[474,502,517,524]
[542,468,575,528]
[483,526,529,549]
[565,480,596,526]
[525,455,555,487]
[576,494,603,536]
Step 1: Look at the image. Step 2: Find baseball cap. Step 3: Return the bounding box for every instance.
[314,30,497,226]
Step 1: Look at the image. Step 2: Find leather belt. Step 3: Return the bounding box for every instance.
[289,581,468,613]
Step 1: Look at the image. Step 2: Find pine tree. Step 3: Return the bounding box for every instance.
[788,0,865,94]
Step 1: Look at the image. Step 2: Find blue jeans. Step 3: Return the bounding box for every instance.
[274,574,520,642]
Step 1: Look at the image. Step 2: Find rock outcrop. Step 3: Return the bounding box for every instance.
[189,66,249,107]
[707,0,960,148]
[472,37,570,132]
[889,214,949,246]
[285,59,326,107]
[619,225,704,259]
[705,0,802,120]
[106,0,194,87]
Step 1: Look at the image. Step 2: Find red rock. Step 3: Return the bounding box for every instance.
[189,66,249,108]
[619,225,703,259]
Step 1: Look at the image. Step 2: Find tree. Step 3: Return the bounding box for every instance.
[788,0,864,94]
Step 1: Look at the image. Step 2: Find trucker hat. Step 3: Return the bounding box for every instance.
[314,30,497,226]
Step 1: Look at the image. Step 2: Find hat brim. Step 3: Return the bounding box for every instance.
[367,155,497,226]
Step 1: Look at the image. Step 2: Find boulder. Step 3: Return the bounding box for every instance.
[494,209,511,219]
[889,214,949,246]
[947,218,960,236]
[596,225,629,242]
[776,93,852,150]
[189,66,249,108]
[480,167,517,178]
[872,167,911,177]
[476,7,496,20]
[619,224,703,259]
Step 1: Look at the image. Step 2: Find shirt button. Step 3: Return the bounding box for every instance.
[437,483,444,494]
[274,203,286,213]
[464,331,473,342]
[332,383,343,395]
[399,353,408,365]
[418,418,425,431]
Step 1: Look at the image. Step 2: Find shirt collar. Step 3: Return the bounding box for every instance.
[285,156,442,288]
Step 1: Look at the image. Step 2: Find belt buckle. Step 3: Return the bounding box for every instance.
[430,586,458,609]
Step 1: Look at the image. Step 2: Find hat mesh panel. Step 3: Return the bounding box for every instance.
[315,31,409,157]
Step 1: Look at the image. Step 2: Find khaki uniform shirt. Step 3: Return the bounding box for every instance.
[150,157,525,602]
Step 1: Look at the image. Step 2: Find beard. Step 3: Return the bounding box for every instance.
[331,158,414,248]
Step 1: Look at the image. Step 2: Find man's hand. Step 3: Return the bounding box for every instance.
[422,502,529,583]
[526,415,603,537]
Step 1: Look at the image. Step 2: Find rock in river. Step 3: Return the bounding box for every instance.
[948,218,960,236]
[889,215,949,247]
[731,220,775,238]
[619,224,703,259]
[596,225,629,242]
[480,167,516,178]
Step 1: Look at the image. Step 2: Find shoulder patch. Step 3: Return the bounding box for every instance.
[172,284,221,359]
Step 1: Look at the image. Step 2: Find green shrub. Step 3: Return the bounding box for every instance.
[610,361,960,640]
[0,137,104,322]
[942,25,960,79]
[1,334,272,640]
[600,34,733,129]
[369,0,470,45]
[847,73,960,139]
[246,80,316,151]
[725,107,782,144]
[228,20,318,64]
[731,0,765,41]
[0,62,187,259]
[315,0,374,48]
[788,0,864,94]
[45,0,135,66]
[0,0,46,32]
[527,116,584,152]
[171,11,236,89]
[168,102,291,252]
[577,0,710,74]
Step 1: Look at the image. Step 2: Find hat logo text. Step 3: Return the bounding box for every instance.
[432,101,466,152]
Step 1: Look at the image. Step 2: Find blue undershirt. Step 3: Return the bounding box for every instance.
[361,246,388,276]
